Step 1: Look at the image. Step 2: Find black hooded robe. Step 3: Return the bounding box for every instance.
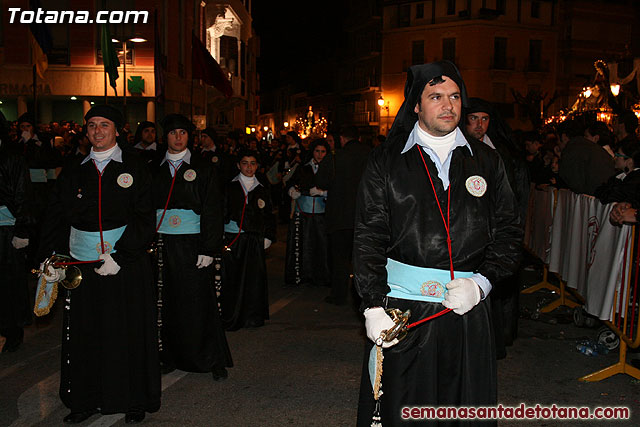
[354,61,522,426]
[220,176,276,330]
[151,153,233,373]
[38,148,161,415]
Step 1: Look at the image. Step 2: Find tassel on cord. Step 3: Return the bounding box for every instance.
[371,345,384,426]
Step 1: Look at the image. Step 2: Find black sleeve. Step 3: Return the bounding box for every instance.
[353,148,391,311]
[198,168,224,255]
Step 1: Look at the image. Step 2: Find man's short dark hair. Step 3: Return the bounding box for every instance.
[557,119,584,139]
[339,125,359,141]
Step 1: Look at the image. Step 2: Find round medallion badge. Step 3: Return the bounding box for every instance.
[465,175,487,197]
[168,215,182,227]
[257,198,266,209]
[420,280,446,298]
[117,173,133,188]
[211,156,219,164]
[96,241,113,255]
[183,169,197,182]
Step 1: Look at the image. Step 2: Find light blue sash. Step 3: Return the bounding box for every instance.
[224,220,244,234]
[386,258,473,303]
[29,168,47,183]
[0,205,16,226]
[46,169,57,180]
[156,209,201,235]
[296,195,325,214]
[69,225,126,261]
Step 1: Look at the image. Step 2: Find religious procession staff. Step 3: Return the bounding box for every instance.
[353,61,522,426]
[152,114,232,381]
[220,150,276,330]
[37,105,160,424]
[284,139,331,287]
[0,118,33,353]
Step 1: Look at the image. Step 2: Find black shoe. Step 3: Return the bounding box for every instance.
[244,319,264,328]
[125,410,145,424]
[212,366,228,381]
[63,409,98,424]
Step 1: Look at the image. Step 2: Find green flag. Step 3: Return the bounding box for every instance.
[101,23,119,95]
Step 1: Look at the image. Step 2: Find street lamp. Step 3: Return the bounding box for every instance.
[378,95,390,135]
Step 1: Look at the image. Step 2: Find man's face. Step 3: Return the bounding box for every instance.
[414,77,462,137]
[86,116,118,152]
[141,127,156,144]
[466,112,490,140]
[201,134,214,149]
[167,129,188,154]
[524,139,541,155]
[19,122,34,139]
[313,145,327,163]
[238,156,258,177]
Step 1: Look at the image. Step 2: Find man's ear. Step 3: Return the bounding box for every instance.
[414,103,420,114]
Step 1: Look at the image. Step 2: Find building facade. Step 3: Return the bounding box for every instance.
[0,0,258,134]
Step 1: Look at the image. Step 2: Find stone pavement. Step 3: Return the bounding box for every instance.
[1,231,639,426]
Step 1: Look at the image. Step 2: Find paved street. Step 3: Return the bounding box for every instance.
[1,228,639,426]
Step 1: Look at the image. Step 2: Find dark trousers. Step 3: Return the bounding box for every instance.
[329,229,354,303]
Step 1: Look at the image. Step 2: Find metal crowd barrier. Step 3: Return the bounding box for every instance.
[580,225,640,382]
[522,186,640,381]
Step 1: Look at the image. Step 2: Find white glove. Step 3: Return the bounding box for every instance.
[41,262,65,283]
[309,186,327,197]
[94,253,121,276]
[11,236,29,249]
[196,254,214,269]
[442,278,481,315]
[288,187,301,199]
[364,307,399,348]
[264,238,272,250]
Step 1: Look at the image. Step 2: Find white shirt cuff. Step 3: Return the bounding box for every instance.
[471,273,492,300]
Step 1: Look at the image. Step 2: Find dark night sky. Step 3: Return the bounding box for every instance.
[252,2,343,92]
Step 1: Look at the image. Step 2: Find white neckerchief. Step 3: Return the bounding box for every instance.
[90,144,118,162]
[167,149,188,162]
[239,173,257,193]
[415,125,457,163]
[88,144,121,173]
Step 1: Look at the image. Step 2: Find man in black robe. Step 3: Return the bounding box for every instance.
[133,121,160,165]
[152,114,232,380]
[220,150,276,330]
[38,105,160,424]
[463,97,530,359]
[354,61,522,426]
[0,113,32,352]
